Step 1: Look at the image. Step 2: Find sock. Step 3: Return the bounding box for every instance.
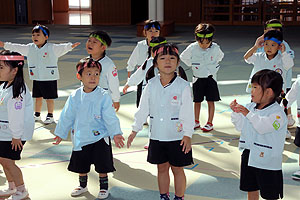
[79,175,87,188]
[47,113,53,118]
[35,112,40,117]
[173,195,184,200]
[99,176,108,190]
[160,193,170,200]
[16,184,25,193]
[8,182,15,190]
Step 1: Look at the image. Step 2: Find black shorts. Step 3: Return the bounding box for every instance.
[147,139,193,167]
[32,80,58,99]
[68,138,116,174]
[0,141,26,160]
[240,149,283,199]
[192,76,220,102]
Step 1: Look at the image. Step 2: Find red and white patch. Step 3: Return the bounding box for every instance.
[112,68,118,77]
[273,65,276,68]
[171,96,179,105]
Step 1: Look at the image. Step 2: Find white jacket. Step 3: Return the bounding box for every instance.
[127,40,149,72]
[286,75,300,127]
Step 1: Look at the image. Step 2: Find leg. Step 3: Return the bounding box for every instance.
[0,158,24,187]
[170,166,186,198]
[46,99,54,114]
[247,190,259,200]
[207,101,215,123]
[194,102,201,121]
[98,173,109,199]
[35,97,43,113]
[157,162,170,195]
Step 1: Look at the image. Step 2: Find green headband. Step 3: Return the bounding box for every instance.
[266,23,282,28]
[149,40,167,48]
[196,32,213,38]
[90,34,107,46]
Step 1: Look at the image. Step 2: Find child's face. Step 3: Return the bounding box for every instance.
[0,61,16,83]
[145,28,160,43]
[78,67,100,93]
[156,54,178,76]
[32,29,48,47]
[251,83,274,106]
[197,39,212,49]
[264,40,280,57]
[86,37,106,57]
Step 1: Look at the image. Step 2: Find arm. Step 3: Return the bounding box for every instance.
[127,44,140,73]
[281,50,294,71]
[230,99,245,132]
[107,65,121,111]
[53,42,77,57]
[126,64,146,87]
[180,44,193,67]
[3,42,30,56]
[286,79,299,108]
[244,35,264,60]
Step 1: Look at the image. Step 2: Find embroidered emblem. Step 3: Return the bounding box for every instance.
[272,120,280,130]
[93,130,100,136]
[51,70,54,75]
[259,152,264,157]
[195,67,198,69]
[171,95,179,105]
[276,115,281,119]
[43,52,48,58]
[275,68,282,75]
[248,84,251,88]
[15,101,22,110]
[112,67,118,77]
[176,122,183,132]
[30,69,34,76]
[273,65,276,68]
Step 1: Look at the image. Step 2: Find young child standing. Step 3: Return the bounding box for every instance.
[231,69,287,199]
[0,25,80,124]
[0,50,34,200]
[127,43,194,200]
[85,31,120,111]
[126,19,161,78]
[53,58,124,199]
[180,23,224,132]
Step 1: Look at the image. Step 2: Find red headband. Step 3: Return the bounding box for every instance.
[77,60,101,72]
[154,47,179,57]
[0,55,24,61]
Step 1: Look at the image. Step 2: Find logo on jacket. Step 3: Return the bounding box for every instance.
[176,122,183,132]
[15,101,22,110]
[259,152,264,157]
[93,130,100,136]
[30,69,34,76]
[275,68,282,75]
[43,52,48,58]
[171,96,179,105]
[272,120,280,130]
[112,67,118,77]
[51,70,54,75]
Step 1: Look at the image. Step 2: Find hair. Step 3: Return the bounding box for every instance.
[144,19,161,31]
[32,24,50,37]
[0,50,26,98]
[251,69,283,103]
[88,31,112,57]
[76,57,102,76]
[264,19,283,32]
[194,23,215,43]
[264,29,283,43]
[146,43,187,82]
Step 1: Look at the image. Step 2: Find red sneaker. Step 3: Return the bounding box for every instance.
[201,122,213,132]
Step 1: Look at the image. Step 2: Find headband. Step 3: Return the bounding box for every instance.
[77,60,101,72]
[89,34,107,46]
[264,37,282,45]
[0,55,25,61]
[266,23,282,28]
[154,46,179,57]
[149,40,167,48]
[144,23,161,30]
[34,25,48,36]
[196,32,213,38]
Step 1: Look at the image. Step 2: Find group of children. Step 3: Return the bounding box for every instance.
[0,18,299,200]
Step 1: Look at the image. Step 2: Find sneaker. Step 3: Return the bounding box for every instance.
[288,115,295,127]
[8,189,29,200]
[286,130,291,139]
[202,122,213,132]
[70,186,88,197]
[291,170,300,180]
[34,114,41,121]
[98,189,109,199]
[0,188,17,197]
[144,141,149,149]
[43,116,54,124]
[194,122,201,129]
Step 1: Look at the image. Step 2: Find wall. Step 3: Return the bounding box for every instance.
[0,0,15,24]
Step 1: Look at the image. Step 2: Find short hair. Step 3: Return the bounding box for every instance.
[32,24,50,37]
[264,29,283,43]
[264,19,283,32]
[76,57,102,76]
[89,31,112,47]
[194,23,215,42]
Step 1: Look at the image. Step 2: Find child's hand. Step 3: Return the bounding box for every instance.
[0,41,4,48]
[123,85,129,94]
[53,136,62,145]
[72,42,80,48]
[230,99,238,111]
[279,43,286,53]
[234,104,249,116]
[113,134,125,148]
[180,136,192,154]
[11,138,23,151]
[255,34,264,48]
[113,102,120,112]
[127,131,137,148]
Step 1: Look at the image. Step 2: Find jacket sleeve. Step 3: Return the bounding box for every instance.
[286,78,299,108]
[7,95,26,139]
[281,52,294,70]
[245,53,257,65]
[4,42,30,56]
[54,95,76,139]
[53,43,73,57]
[231,112,245,132]
[179,85,194,138]
[284,42,295,59]
[214,45,224,64]
[132,84,150,133]
[126,64,146,86]
[127,43,140,72]
[180,44,192,67]
[107,64,120,102]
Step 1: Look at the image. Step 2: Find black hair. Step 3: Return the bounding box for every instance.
[144,19,161,31]
[0,50,26,99]
[88,31,112,57]
[32,24,50,37]
[264,29,283,43]
[264,19,283,32]
[194,23,215,43]
[251,69,283,103]
[146,43,187,82]
[76,57,102,76]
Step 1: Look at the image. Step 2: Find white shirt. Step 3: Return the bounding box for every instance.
[127,40,149,72]
[4,42,73,81]
[132,75,194,141]
[286,75,300,127]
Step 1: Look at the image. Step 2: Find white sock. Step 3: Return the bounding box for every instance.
[8,182,15,190]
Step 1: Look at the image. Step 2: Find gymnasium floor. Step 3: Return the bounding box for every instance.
[0,24,299,200]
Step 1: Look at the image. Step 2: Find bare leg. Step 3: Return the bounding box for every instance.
[157,162,170,194]
[171,165,186,197]
[194,102,201,122]
[207,101,215,123]
[0,158,24,187]
[247,191,259,200]
[46,99,54,114]
[35,97,43,113]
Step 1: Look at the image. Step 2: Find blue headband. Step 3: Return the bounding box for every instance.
[264,37,282,45]
[144,23,161,30]
[34,25,48,36]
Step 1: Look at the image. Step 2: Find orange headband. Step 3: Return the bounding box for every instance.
[0,55,24,61]
[77,60,101,72]
[154,47,179,57]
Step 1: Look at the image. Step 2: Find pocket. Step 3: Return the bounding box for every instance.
[251,142,273,164]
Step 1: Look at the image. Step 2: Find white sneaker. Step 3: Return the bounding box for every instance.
[0,188,16,197]
[286,130,292,139]
[43,116,54,124]
[71,186,88,197]
[98,189,109,199]
[288,115,295,127]
[34,114,41,121]
[194,122,201,130]
[8,189,29,200]
[292,170,300,180]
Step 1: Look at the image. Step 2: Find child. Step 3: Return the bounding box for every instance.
[127,43,194,200]
[126,19,161,78]
[85,31,120,111]
[0,24,80,124]
[257,19,295,128]
[231,69,287,199]
[285,75,300,180]
[0,50,34,200]
[180,23,224,132]
[53,58,125,199]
